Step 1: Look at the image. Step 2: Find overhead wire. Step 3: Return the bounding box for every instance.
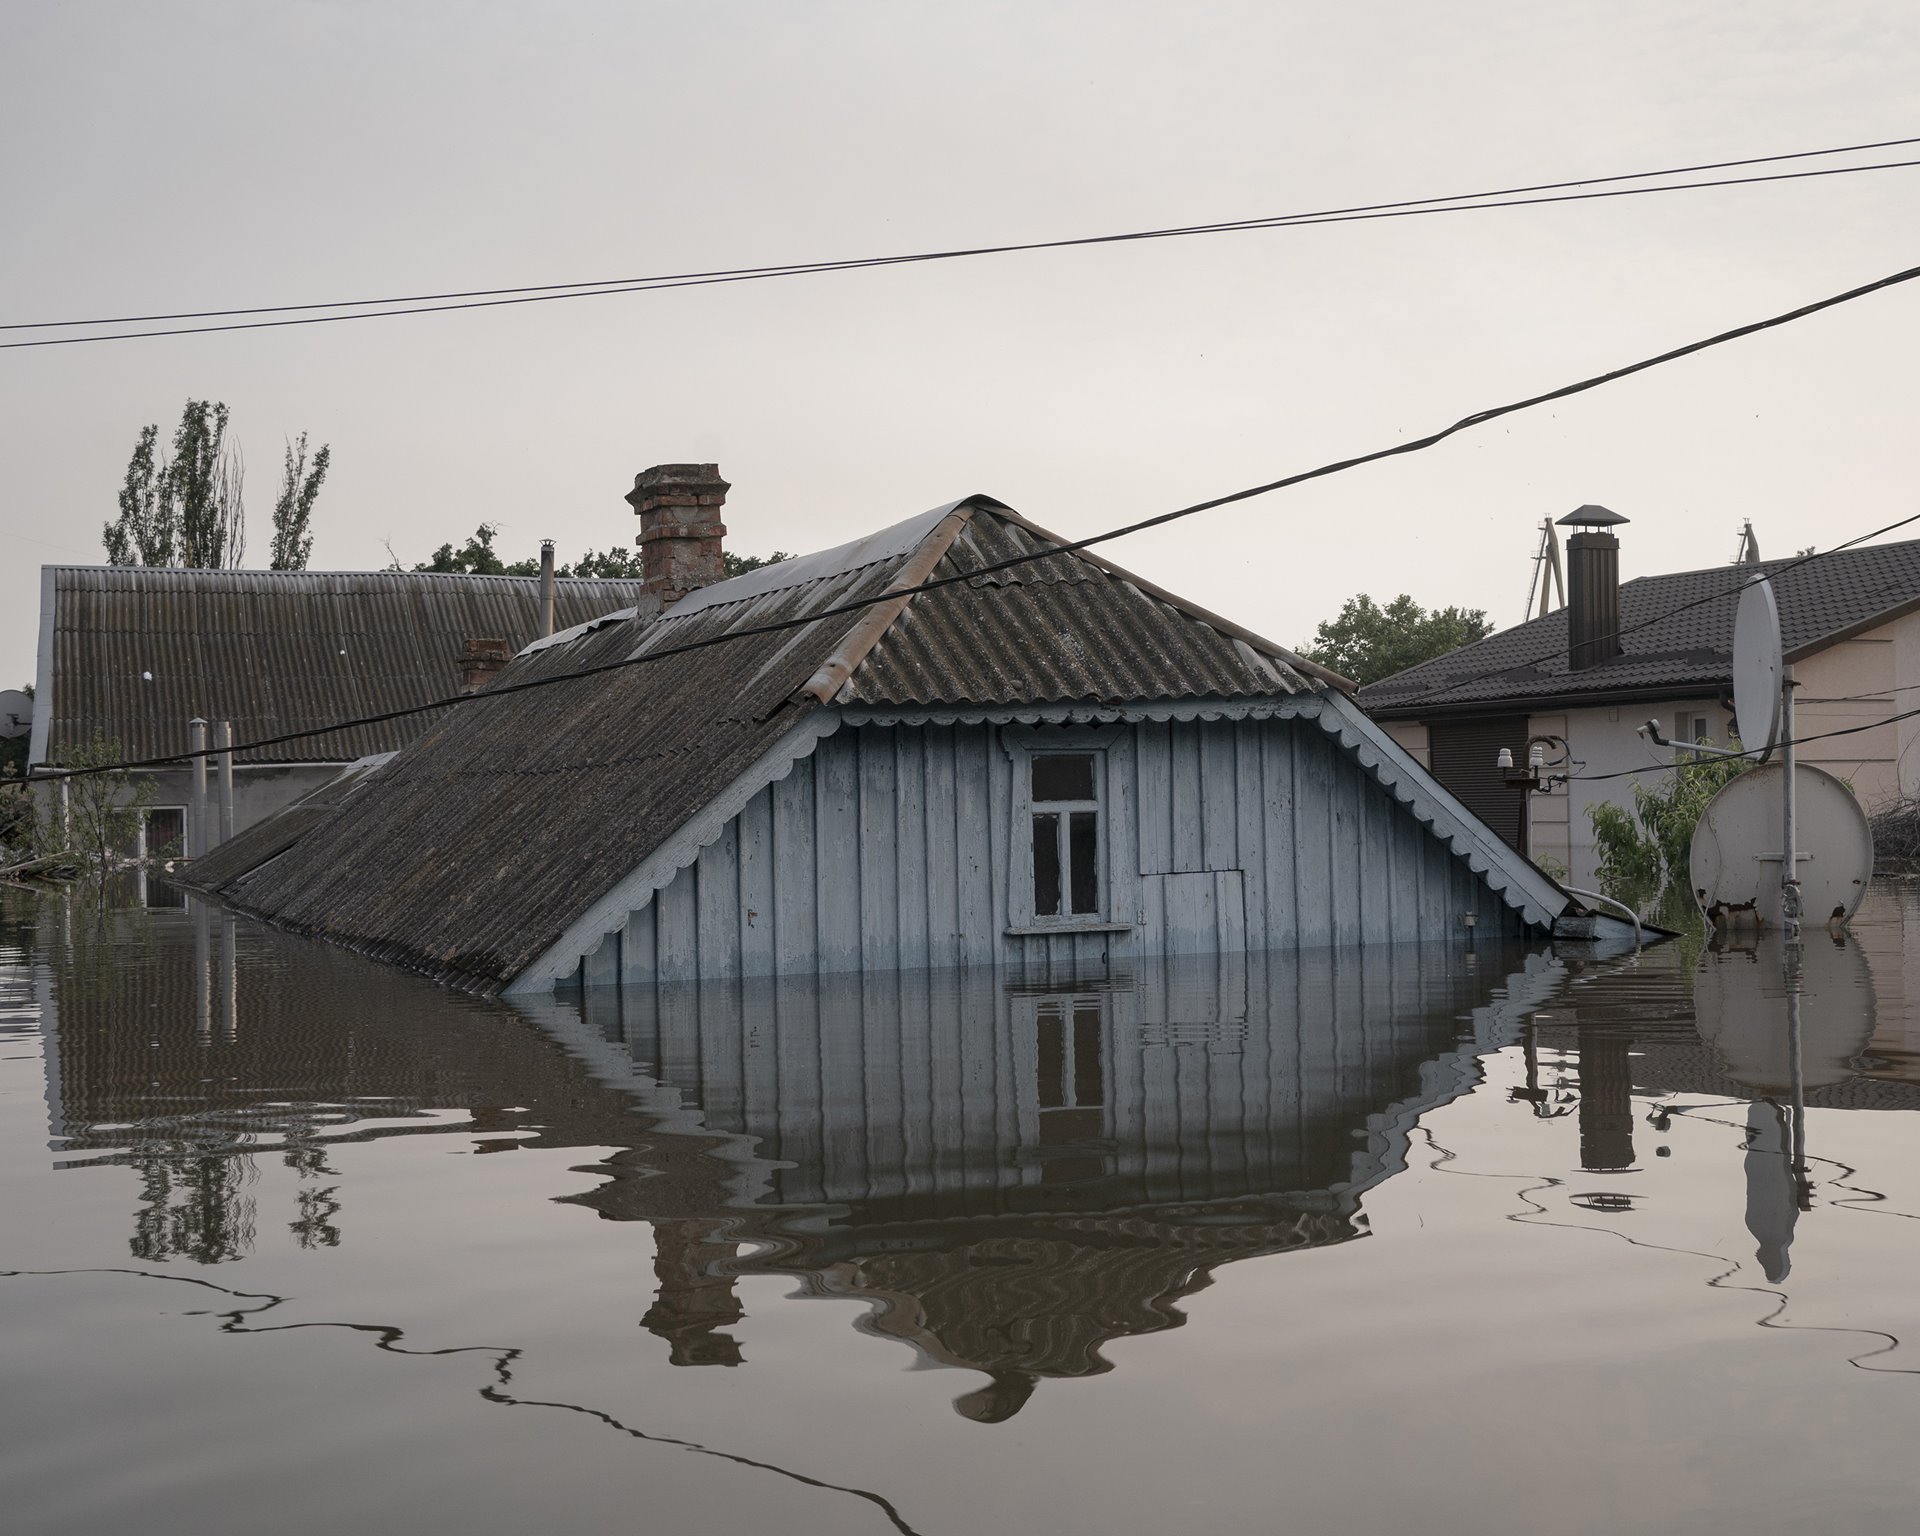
[8,150,1920,349]
[8,131,1917,333]
[1566,705,1920,782]
[27,252,1920,782]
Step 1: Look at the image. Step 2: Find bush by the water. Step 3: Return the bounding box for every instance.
[1869,796,1920,870]
[1589,750,1751,912]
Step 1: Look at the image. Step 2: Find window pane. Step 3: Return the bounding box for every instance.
[145,808,185,854]
[1068,811,1098,914]
[1036,1005,1065,1109]
[1032,812,1061,916]
[1072,1004,1104,1107]
[1032,753,1094,802]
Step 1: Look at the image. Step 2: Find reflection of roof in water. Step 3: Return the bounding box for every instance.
[21,891,1570,1413]
[533,943,1562,1409]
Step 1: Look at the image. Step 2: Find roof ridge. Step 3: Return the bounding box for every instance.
[973,505,1347,692]
[799,503,982,703]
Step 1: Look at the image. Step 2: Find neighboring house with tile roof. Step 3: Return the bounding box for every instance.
[29,564,652,851]
[1358,509,1920,887]
[187,463,1627,994]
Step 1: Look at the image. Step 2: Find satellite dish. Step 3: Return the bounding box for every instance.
[1689,762,1873,927]
[0,689,30,741]
[1695,931,1874,1092]
[1732,576,1782,761]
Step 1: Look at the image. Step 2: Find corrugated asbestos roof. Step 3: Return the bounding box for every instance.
[1359,539,1920,715]
[191,500,1316,990]
[35,566,655,764]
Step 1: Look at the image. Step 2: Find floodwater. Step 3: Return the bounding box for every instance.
[5,888,1920,1535]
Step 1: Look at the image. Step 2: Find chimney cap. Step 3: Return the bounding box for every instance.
[1557,504,1629,528]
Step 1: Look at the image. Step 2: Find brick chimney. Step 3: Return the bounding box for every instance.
[457,637,512,693]
[1558,505,1630,670]
[625,463,729,607]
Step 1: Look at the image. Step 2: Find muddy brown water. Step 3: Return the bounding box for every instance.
[5,883,1920,1534]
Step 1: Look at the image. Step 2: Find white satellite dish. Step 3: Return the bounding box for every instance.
[1732,576,1782,761]
[0,689,30,741]
[1695,931,1874,1093]
[1689,762,1873,927]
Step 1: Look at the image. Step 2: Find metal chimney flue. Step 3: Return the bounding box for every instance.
[1559,504,1629,670]
[538,539,556,639]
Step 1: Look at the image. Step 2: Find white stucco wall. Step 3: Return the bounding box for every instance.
[1792,610,1920,810]
[1531,699,1725,888]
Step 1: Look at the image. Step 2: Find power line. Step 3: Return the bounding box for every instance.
[9,155,1920,351]
[10,132,1916,333]
[28,252,1920,782]
[1568,704,1920,782]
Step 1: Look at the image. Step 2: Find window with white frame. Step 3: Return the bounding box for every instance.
[1029,750,1102,920]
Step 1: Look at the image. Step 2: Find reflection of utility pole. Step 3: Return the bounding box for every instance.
[192,897,212,1042]
[1784,935,1811,1210]
[1744,1102,1799,1284]
[218,912,238,1044]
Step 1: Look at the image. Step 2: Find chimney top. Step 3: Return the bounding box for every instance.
[626,463,730,608]
[1557,504,1629,529]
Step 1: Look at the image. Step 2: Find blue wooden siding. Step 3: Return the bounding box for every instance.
[593,718,1528,986]
[570,943,1519,1212]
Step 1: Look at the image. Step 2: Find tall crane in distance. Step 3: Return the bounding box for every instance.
[1523,518,1566,622]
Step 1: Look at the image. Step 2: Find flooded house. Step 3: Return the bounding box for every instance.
[26,561,653,852]
[187,463,1625,991]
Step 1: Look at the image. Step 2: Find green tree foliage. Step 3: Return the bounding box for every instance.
[269,434,331,571]
[106,425,172,566]
[170,401,245,568]
[410,525,790,579]
[1299,593,1494,686]
[413,523,517,574]
[1589,750,1750,908]
[106,402,327,570]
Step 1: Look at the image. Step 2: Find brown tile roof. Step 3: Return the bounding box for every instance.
[1359,539,1920,716]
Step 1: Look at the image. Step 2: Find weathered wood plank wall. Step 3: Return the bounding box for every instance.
[593,719,1527,986]
[580,943,1511,1211]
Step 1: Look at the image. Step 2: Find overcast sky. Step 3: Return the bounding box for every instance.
[4,1,1917,690]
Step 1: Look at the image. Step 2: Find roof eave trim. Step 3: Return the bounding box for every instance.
[838,696,1324,727]
[503,708,844,995]
[1316,691,1568,931]
[1363,680,1737,719]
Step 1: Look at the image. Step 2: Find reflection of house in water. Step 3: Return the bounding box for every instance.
[24,891,1582,1416]
[531,943,1559,1415]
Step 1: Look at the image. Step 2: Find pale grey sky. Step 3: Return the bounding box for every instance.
[4,1,1917,689]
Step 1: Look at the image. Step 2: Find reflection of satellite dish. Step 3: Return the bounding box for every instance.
[1695,932,1874,1092]
[0,689,30,741]
[1732,577,1782,761]
[1689,762,1873,927]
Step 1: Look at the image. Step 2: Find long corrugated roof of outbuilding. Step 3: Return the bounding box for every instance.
[192,499,1332,990]
[34,566,656,766]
